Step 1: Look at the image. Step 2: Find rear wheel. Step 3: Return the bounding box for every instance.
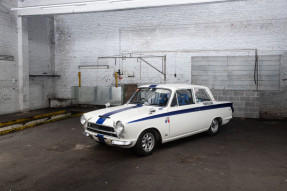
[134,130,157,156]
[207,118,219,136]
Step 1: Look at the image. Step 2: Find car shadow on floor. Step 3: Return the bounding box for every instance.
[89,124,232,158]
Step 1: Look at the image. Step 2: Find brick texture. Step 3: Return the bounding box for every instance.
[28,16,55,109]
[52,0,287,118]
[1,0,287,118]
[212,90,259,118]
[0,0,19,115]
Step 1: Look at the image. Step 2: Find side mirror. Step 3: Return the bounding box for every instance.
[105,102,110,108]
[149,108,156,114]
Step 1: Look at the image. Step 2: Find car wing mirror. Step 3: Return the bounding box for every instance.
[149,108,156,114]
[105,102,110,108]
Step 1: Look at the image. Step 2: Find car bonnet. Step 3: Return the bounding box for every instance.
[86,104,163,126]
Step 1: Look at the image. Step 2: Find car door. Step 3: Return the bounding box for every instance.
[168,89,202,138]
[193,88,214,130]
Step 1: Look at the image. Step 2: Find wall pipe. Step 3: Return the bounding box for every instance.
[78,71,81,87]
[98,55,167,81]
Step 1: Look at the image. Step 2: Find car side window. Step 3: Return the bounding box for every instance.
[176,89,194,106]
[194,88,211,102]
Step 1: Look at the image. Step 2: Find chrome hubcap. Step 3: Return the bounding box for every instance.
[141,132,155,152]
[211,119,219,133]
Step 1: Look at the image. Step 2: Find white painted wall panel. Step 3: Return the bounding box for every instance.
[191,56,280,90]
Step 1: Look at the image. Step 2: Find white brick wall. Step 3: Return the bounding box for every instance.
[53,0,287,118]
[259,52,287,118]
[1,0,286,118]
[1,2,54,115]
[28,16,55,109]
[212,90,260,118]
[0,0,19,115]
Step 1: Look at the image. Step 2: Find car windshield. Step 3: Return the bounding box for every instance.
[129,88,171,107]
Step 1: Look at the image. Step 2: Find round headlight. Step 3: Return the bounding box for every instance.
[80,115,87,125]
[115,121,124,137]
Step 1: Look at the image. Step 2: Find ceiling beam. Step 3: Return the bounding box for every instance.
[12,0,232,16]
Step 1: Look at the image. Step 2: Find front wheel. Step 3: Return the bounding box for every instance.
[134,130,157,156]
[207,118,220,136]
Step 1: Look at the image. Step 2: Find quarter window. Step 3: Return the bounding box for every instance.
[194,88,211,102]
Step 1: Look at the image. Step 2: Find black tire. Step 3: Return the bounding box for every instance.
[134,130,157,157]
[207,118,220,136]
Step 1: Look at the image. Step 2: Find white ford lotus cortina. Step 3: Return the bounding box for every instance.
[80,84,233,156]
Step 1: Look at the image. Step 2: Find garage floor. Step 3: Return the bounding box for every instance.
[0,113,286,190]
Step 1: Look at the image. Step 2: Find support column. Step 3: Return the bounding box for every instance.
[17,16,29,112]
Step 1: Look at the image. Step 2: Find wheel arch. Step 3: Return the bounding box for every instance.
[207,117,222,130]
[140,127,163,144]
[214,117,223,126]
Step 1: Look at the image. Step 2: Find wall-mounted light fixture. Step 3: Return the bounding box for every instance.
[78,65,109,69]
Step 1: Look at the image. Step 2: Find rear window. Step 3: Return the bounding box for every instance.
[194,88,211,102]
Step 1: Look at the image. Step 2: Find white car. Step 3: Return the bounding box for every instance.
[81,84,233,156]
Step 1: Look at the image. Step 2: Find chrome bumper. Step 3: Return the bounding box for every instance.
[111,140,133,146]
[83,131,133,147]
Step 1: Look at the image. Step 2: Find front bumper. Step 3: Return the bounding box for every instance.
[84,130,135,148]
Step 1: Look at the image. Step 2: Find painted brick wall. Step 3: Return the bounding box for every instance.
[0,2,54,115]
[0,0,19,115]
[259,53,287,119]
[53,0,287,118]
[212,90,259,118]
[28,16,55,109]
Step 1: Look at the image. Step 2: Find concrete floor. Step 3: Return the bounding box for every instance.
[0,115,286,190]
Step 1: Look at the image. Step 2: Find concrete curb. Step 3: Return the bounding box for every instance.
[0,110,67,127]
[0,111,83,135]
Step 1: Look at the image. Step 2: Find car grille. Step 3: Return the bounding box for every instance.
[87,123,117,138]
[88,122,115,132]
[87,128,117,137]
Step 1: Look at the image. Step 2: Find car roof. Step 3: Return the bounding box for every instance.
[138,84,209,90]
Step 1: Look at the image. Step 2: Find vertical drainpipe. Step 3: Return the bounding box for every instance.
[164,55,167,81]
[254,49,259,91]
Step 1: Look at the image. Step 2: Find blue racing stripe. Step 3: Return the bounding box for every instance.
[149,85,157,88]
[96,117,106,124]
[127,103,233,124]
[101,104,143,117]
[95,104,142,125]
